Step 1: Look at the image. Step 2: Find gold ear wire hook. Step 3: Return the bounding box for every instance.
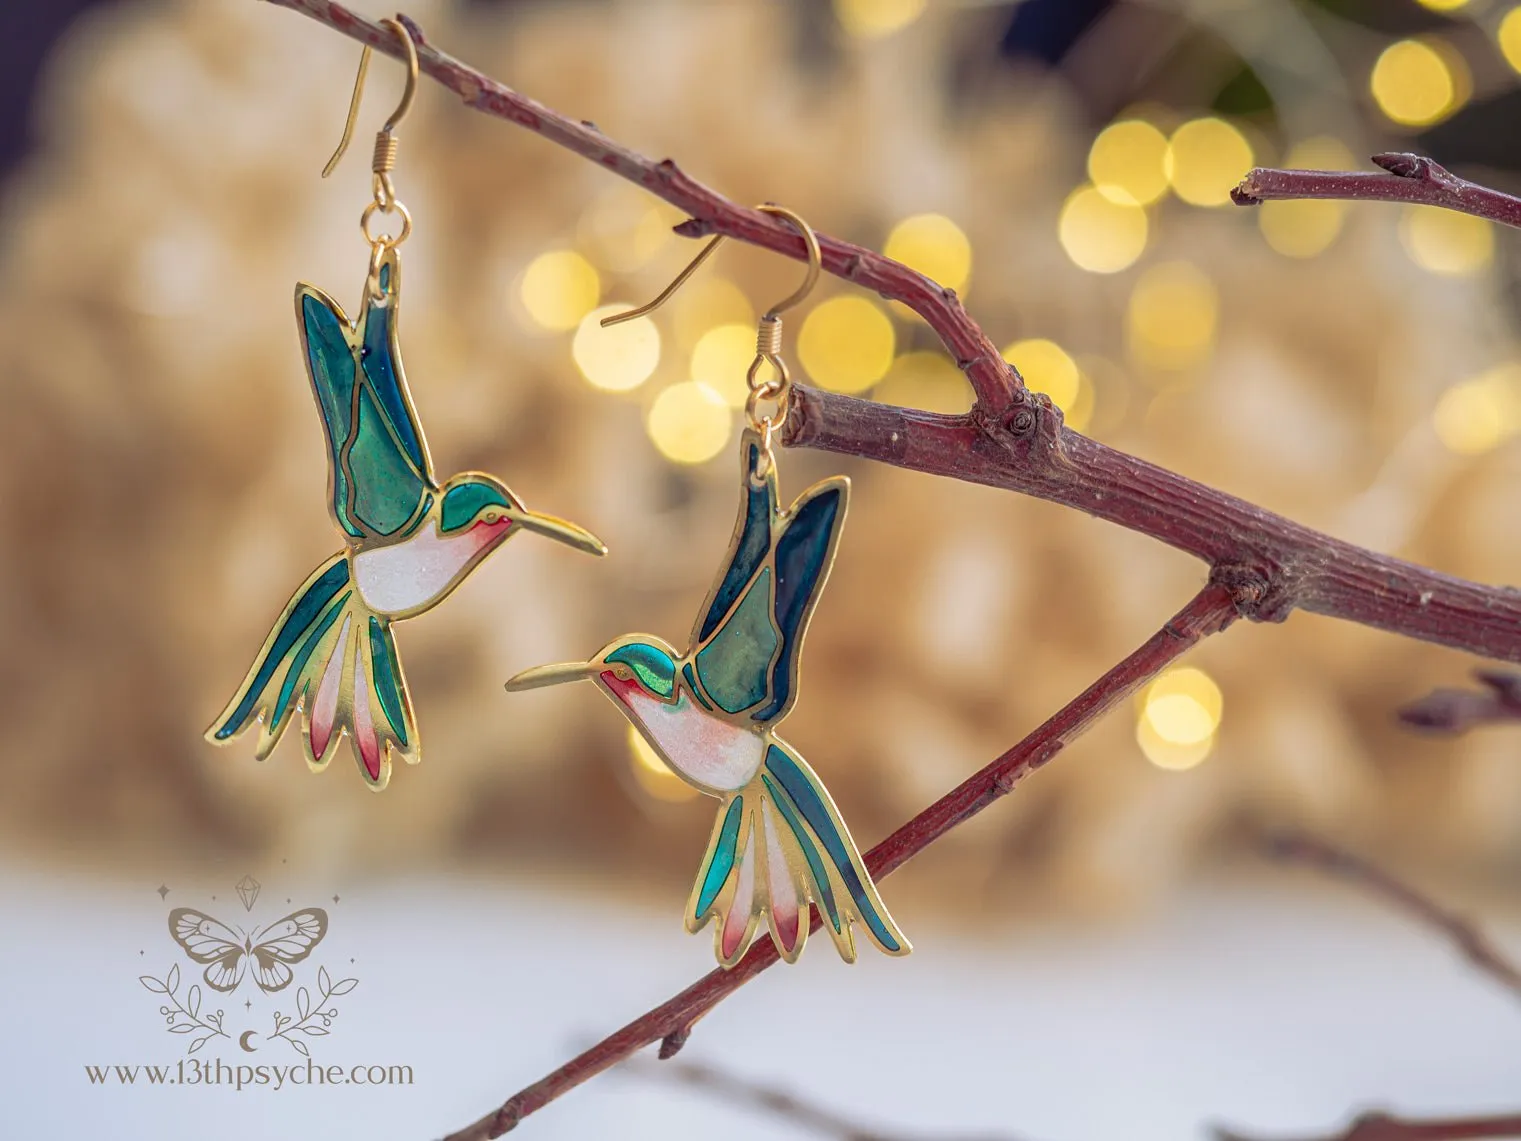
[600,204,822,328]
[600,206,821,476]
[321,17,420,179]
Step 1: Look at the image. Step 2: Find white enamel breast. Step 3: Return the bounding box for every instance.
[619,686,765,793]
[353,518,507,616]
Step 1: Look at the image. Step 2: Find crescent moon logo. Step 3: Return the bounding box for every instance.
[238,1030,259,1053]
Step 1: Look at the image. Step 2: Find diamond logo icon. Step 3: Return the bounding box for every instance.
[235,874,261,912]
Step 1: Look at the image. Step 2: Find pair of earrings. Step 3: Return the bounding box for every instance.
[206,22,908,969]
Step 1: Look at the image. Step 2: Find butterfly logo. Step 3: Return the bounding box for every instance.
[167,907,328,994]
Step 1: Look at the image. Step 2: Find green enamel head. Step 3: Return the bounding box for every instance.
[439,472,607,555]
[604,642,676,699]
[440,474,516,533]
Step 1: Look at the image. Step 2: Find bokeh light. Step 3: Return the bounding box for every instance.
[578,190,682,273]
[884,213,972,294]
[1501,7,1521,74]
[1002,338,1093,431]
[834,0,926,37]
[1058,185,1148,274]
[1137,667,1222,771]
[573,304,661,392]
[1164,118,1254,207]
[798,296,896,393]
[691,323,756,407]
[1433,365,1521,455]
[670,276,754,350]
[627,724,698,802]
[1088,119,1170,206]
[874,351,974,414]
[519,250,601,332]
[1126,262,1218,372]
[1399,205,1495,276]
[646,381,731,464]
[1370,39,1466,127]
[1258,137,1356,258]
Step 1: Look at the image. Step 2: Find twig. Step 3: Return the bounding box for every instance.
[1259,828,1521,1002]
[621,1056,1030,1141]
[442,582,1243,1138]
[1214,1109,1521,1141]
[1232,152,1521,230]
[268,0,1521,665]
[1397,669,1521,734]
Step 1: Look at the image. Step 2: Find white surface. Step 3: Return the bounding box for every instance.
[0,860,1517,1140]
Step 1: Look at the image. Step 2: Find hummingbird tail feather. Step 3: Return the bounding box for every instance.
[685,743,910,968]
[206,553,418,790]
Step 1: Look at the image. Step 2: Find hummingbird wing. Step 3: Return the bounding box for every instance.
[206,552,420,791]
[690,430,778,648]
[296,246,437,542]
[690,430,848,725]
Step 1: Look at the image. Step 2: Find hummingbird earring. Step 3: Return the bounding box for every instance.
[506,208,910,968]
[208,20,606,791]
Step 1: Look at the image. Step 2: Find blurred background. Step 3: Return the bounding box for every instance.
[2,0,1521,1137]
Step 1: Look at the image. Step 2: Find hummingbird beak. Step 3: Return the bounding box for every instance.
[503,509,608,557]
[503,661,597,691]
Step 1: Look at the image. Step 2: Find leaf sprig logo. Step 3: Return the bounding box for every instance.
[139,876,358,1057]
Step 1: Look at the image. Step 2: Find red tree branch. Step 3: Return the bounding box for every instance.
[1259,829,1521,1003]
[441,582,1242,1139]
[1232,152,1521,229]
[1215,1110,1521,1141]
[786,393,1521,659]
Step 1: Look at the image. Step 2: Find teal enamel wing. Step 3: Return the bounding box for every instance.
[504,428,908,967]
[298,256,435,540]
[209,246,605,791]
[689,431,844,724]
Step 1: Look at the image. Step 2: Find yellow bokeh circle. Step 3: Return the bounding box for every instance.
[573,305,660,392]
[884,213,972,294]
[1501,8,1521,75]
[1433,365,1521,455]
[1164,118,1255,207]
[1126,261,1218,371]
[519,250,601,332]
[1089,120,1170,207]
[798,296,896,393]
[646,382,731,465]
[691,323,757,408]
[1136,666,1222,771]
[834,0,926,37]
[1370,39,1466,127]
[1399,205,1494,276]
[671,276,754,350]
[1058,185,1148,274]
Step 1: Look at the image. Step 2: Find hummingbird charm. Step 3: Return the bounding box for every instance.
[506,430,909,967]
[208,246,606,790]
